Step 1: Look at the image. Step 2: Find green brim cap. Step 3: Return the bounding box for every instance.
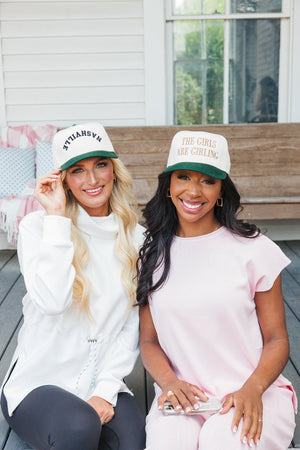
[163,162,227,180]
[52,122,118,170]
[164,130,230,179]
[60,150,118,171]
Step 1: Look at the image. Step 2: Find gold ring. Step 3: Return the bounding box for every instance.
[166,390,175,399]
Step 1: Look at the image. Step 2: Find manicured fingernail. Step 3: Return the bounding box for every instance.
[193,403,199,410]
[158,405,162,410]
[233,426,237,433]
[243,436,247,444]
[185,406,192,413]
[219,408,223,413]
[250,439,254,448]
[256,439,260,447]
[175,405,181,411]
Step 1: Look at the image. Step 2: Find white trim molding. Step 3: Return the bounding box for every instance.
[144,0,167,125]
[0,24,7,127]
[290,0,300,122]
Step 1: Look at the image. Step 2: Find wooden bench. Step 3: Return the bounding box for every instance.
[1,122,299,251]
[106,123,300,221]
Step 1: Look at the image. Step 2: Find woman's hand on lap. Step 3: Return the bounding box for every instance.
[158,379,208,414]
[220,384,263,447]
[87,396,115,425]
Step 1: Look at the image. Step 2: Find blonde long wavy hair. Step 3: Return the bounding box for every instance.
[61,158,139,314]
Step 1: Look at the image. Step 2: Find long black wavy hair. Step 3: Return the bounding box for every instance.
[136,172,260,306]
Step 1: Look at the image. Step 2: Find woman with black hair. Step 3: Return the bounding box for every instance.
[137,131,296,450]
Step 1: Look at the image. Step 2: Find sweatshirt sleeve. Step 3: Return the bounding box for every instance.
[18,212,76,315]
[91,306,139,406]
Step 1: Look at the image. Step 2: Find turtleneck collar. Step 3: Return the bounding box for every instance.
[77,206,119,239]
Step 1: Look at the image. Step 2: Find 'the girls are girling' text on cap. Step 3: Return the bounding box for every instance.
[163,130,230,180]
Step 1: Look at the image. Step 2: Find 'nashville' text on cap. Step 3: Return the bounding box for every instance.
[52,122,118,171]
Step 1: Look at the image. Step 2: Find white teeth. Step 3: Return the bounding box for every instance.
[85,187,102,193]
[182,200,203,210]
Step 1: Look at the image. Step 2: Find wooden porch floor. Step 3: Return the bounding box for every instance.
[0,243,299,449]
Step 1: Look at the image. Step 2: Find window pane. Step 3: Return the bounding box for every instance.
[174,20,224,124]
[173,0,225,15]
[229,19,280,123]
[231,0,282,13]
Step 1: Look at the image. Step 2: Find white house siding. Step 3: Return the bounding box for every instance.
[0,0,145,127]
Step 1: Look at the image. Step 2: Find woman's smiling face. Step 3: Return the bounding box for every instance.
[169,170,222,237]
[65,156,115,216]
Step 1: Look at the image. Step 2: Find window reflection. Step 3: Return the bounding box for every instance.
[174,20,224,124]
[171,3,281,124]
[173,0,225,15]
[231,0,282,13]
[172,0,282,15]
[229,19,280,123]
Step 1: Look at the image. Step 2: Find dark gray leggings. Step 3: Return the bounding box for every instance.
[1,385,145,450]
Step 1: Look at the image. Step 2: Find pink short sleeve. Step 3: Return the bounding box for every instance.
[247,235,291,297]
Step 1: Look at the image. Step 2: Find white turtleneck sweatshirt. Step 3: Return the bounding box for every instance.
[2,207,145,416]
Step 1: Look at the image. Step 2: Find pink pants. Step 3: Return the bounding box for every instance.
[145,387,295,450]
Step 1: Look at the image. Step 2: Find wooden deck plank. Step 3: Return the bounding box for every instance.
[0,254,22,307]
[0,321,22,386]
[279,243,300,362]
[0,252,16,272]
[0,251,21,450]
[286,241,300,257]
[284,360,300,447]
[0,412,9,450]
[282,271,300,321]
[4,432,32,449]
[285,305,300,375]
[0,276,25,361]
[277,241,300,447]
[280,242,300,280]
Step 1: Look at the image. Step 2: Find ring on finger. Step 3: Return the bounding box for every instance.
[166,390,175,399]
[258,419,263,422]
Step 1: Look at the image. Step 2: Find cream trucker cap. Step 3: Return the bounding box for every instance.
[52,122,118,171]
[163,130,230,180]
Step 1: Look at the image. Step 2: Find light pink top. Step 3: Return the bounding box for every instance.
[149,227,297,410]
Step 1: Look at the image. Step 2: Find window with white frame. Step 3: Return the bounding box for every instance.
[165,0,290,125]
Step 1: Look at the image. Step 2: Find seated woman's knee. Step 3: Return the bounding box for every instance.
[57,404,101,449]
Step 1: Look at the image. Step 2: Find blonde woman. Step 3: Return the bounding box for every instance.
[1,123,146,450]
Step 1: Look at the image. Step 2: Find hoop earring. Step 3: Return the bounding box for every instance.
[216,197,223,207]
[167,189,171,198]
